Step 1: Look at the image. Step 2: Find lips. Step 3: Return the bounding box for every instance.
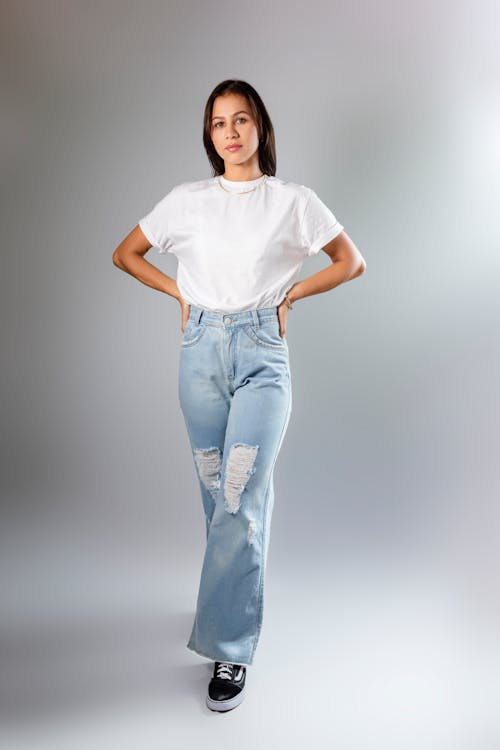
[226,145,241,151]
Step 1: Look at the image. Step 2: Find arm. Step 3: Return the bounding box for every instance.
[112,224,181,302]
[287,230,366,305]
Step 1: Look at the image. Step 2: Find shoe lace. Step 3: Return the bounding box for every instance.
[215,662,234,680]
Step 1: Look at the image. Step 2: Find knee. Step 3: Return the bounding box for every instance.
[223,443,259,514]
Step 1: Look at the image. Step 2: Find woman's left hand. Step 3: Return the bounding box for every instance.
[277,289,296,338]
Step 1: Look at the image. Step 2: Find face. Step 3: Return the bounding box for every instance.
[210,92,261,170]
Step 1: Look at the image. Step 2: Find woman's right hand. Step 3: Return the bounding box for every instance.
[179,296,191,332]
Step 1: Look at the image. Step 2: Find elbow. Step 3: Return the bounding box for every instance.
[347,244,367,278]
[112,249,124,269]
[352,260,367,278]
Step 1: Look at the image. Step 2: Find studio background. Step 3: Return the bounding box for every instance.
[1,1,499,747]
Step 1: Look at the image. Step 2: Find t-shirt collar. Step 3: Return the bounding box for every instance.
[218,173,267,192]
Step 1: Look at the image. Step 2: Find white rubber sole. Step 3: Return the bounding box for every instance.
[206,686,246,712]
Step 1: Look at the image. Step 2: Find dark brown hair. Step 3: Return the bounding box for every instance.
[202,79,276,177]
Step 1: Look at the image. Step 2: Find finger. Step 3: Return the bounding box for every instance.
[279,313,285,337]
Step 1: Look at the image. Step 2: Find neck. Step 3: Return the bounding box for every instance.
[222,167,264,182]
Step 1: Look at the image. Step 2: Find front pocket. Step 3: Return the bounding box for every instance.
[181,321,207,347]
[242,321,286,349]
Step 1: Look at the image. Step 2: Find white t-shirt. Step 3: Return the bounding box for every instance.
[138,173,344,313]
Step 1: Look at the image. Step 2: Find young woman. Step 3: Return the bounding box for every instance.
[113,79,366,712]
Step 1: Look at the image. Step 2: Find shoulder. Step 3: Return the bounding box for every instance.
[149,178,217,212]
[265,175,311,201]
[170,177,218,195]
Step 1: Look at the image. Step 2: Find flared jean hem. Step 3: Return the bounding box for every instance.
[186,640,253,668]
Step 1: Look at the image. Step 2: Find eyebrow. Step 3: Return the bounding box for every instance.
[211,110,249,121]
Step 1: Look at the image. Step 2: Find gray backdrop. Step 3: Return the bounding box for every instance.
[1,0,499,747]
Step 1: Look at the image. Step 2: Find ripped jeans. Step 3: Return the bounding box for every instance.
[179,304,292,666]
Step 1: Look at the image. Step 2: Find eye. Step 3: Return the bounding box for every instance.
[213,117,248,129]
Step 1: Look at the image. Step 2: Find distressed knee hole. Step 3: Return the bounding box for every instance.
[223,443,259,514]
[193,447,222,501]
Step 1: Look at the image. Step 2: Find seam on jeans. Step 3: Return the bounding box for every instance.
[181,324,208,347]
[250,383,292,662]
[241,325,286,350]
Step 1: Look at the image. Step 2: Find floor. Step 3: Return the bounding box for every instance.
[1,555,498,750]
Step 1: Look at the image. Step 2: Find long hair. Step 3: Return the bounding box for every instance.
[203,79,276,177]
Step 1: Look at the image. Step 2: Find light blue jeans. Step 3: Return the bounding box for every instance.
[179,304,292,666]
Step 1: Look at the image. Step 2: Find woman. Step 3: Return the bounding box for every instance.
[112,79,366,712]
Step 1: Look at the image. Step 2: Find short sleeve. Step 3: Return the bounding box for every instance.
[300,187,344,256]
[138,185,181,254]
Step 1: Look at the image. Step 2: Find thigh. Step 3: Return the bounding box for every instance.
[226,373,291,464]
[178,321,230,451]
[219,348,292,514]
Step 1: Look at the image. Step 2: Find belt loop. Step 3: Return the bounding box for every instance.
[251,309,259,327]
[194,307,203,324]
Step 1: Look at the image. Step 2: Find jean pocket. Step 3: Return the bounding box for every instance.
[181,320,207,347]
[242,320,286,349]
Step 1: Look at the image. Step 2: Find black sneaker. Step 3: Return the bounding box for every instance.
[206,661,247,712]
